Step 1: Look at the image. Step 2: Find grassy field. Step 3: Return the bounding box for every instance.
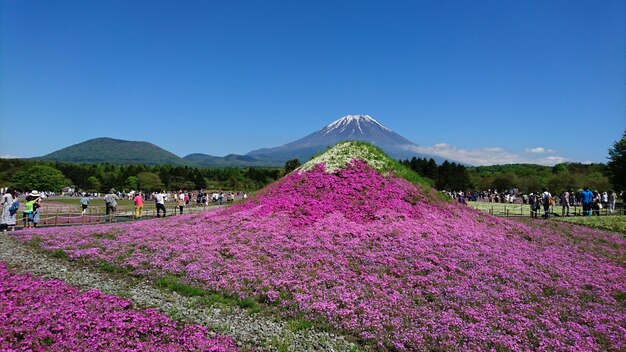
[468,201,626,235]
[553,216,626,235]
[467,201,620,217]
[468,201,533,216]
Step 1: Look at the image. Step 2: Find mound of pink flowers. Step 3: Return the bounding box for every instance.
[16,159,626,351]
[0,262,237,351]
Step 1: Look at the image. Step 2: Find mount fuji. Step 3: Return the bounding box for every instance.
[247,114,447,164]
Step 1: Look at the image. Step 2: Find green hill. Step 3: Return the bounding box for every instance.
[33,138,187,165]
[183,153,282,167]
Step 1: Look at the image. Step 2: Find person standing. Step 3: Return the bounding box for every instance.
[177,191,185,214]
[1,189,18,232]
[80,194,90,215]
[541,188,552,219]
[104,188,119,222]
[580,187,594,216]
[561,190,570,217]
[32,193,42,227]
[601,191,609,210]
[24,191,40,228]
[133,191,144,219]
[155,191,166,218]
[608,191,617,214]
[529,192,540,219]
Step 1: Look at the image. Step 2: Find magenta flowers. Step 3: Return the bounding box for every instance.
[0,262,238,351]
[15,159,626,351]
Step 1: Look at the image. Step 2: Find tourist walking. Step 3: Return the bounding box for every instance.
[104,188,119,221]
[1,189,18,232]
[133,192,144,218]
[80,194,90,215]
[155,191,166,218]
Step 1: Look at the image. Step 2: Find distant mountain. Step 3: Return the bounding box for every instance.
[33,138,188,165]
[247,114,450,164]
[182,153,282,167]
[33,137,282,167]
[33,115,457,167]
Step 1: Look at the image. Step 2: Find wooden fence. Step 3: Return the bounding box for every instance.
[472,203,625,218]
[17,203,223,229]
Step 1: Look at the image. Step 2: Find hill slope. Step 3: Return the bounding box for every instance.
[19,142,626,351]
[182,153,282,167]
[33,138,187,165]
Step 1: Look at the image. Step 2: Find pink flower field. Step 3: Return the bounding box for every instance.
[14,156,626,351]
[0,262,237,351]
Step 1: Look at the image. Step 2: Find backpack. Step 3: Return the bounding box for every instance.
[8,201,19,216]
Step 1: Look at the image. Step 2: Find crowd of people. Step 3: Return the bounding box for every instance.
[1,187,251,229]
[447,188,623,218]
[101,189,249,220]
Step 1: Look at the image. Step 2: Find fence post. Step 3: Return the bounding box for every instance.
[54,209,59,226]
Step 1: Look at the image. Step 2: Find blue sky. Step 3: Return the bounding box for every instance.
[1,0,624,165]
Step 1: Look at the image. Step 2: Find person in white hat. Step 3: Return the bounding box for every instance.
[24,191,41,228]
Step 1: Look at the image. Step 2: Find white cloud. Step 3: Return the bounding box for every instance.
[524,147,556,154]
[401,144,567,166]
[0,154,21,159]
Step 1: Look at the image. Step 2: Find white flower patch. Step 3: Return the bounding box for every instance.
[298,141,394,173]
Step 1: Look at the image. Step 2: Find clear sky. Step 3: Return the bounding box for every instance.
[1,0,624,165]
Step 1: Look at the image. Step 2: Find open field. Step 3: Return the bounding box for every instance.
[554,216,626,235]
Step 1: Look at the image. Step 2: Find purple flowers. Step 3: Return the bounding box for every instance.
[14,160,626,350]
[0,263,238,351]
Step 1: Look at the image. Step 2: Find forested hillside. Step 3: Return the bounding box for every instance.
[0,159,282,193]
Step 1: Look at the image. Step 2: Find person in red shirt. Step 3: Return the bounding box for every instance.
[133,192,144,219]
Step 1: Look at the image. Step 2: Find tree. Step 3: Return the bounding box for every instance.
[284,159,301,173]
[607,130,626,192]
[491,172,517,192]
[424,159,438,180]
[86,176,101,193]
[137,172,164,192]
[11,165,71,192]
[124,176,139,191]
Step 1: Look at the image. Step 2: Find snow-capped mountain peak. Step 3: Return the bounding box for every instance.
[322,114,391,135]
[247,113,453,165]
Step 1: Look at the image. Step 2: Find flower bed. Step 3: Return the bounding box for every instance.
[15,150,626,350]
[0,262,237,351]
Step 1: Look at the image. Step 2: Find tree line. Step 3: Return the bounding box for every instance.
[399,158,472,191]
[399,156,618,195]
[0,159,283,193]
[399,127,626,195]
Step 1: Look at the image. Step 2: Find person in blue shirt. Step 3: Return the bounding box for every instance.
[580,187,594,216]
